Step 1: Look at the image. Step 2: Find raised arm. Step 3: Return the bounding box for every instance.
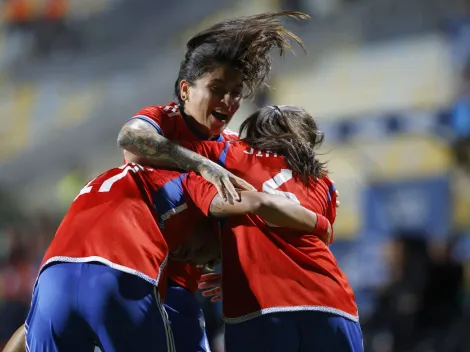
[117,119,254,200]
[209,191,331,242]
[118,119,214,171]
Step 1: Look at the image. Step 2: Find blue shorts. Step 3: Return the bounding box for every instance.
[25,262,175,352]
[224,311,363,352]
[164,280,211,352]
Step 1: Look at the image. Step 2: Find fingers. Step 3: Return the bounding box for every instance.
[221,176,240,202]
[198,281,220,290]
[214,179,227,202]
[231,176,256,192]
[335,190,340,208]
[202,287,221,298]
[210,294,222,303]
[200,273,222,281]
[198,273,222,290]
[200,274,223,302]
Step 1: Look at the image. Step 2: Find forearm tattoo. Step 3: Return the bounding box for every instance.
[117,120,208,171]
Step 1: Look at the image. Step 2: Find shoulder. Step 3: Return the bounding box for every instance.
[222,128,239,141]
[133,102,181,119]
[319,174,335,188]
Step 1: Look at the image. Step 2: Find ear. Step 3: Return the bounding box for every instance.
[180,80,190,101]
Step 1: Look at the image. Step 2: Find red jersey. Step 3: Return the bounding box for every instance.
[40,163,218,293]
[185,140,359,323]
[130,102,238,292]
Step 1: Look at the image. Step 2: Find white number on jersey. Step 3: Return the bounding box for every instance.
[262,169,300,203]
[261,169,300,227]
[74,164,144,201]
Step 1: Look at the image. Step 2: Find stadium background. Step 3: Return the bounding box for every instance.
[0,0,469,351]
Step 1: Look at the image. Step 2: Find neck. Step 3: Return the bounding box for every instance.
[181,105,215,139]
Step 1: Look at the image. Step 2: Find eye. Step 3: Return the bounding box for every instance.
[210,86,226,96]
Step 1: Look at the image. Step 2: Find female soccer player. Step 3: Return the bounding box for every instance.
[188,105,363,352]
[118,11,310,352]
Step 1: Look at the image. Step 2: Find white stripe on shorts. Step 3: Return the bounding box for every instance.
[153,287,176,352]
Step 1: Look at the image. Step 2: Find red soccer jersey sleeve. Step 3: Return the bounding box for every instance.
[181,172,220,216]
[131,103,180,137]
[221,128,239,141]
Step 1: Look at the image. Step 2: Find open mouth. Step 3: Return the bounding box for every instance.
[212,111,229,121]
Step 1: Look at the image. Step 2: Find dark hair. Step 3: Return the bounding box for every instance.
[174,11,308,104]
[239,105,328,184]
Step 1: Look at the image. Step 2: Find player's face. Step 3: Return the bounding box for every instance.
[181,65,243,136]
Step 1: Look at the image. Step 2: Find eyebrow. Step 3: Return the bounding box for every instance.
[210,79,243,88]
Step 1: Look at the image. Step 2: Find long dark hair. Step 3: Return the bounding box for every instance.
[174,12,308,104]
[239,105,328,185]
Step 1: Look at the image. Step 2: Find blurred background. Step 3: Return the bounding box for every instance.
[0,0,469,351]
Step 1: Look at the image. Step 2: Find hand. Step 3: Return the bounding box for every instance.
[198,161,256,202]
[335,190,340,208]
[198,273,222,302]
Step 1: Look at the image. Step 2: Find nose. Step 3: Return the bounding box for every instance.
[222,93,236,111]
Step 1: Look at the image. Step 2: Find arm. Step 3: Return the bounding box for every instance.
[118,120,254,200]
[179,140,224,164]
[209,191,331,236]
[2,324,25,352]
[118,119,214,171]
[195,192,331,304]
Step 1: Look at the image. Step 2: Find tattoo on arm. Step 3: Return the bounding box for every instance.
[117,119,209,171]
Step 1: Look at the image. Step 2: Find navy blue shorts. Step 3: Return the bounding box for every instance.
[25,262,175,352]
[164,280,211,352]
[224,311,363,352]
